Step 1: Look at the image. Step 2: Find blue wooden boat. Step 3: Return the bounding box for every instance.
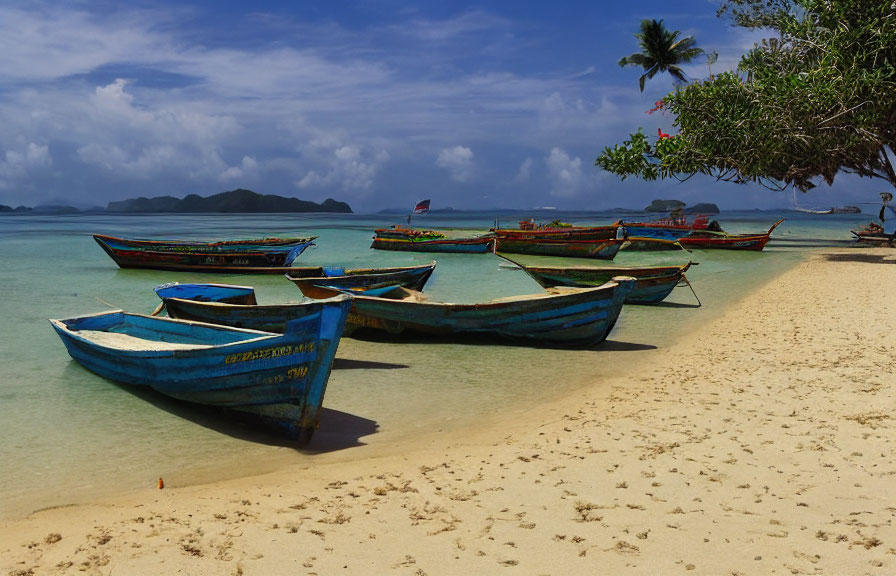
[498,254,694,304]
[156,284,359,333]
[302,278,636,348]
[154,282,257,304]
[285,261,436,299]
[50,296,352,442]
[93,233,317,273]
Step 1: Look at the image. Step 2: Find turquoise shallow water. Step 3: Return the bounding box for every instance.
[0,210,869,520]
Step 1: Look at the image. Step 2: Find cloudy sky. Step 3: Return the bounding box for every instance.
[0,0,879,212]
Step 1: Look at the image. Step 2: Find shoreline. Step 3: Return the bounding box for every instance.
[4,247,895,574]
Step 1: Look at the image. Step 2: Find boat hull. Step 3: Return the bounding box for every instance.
[50,302,351,442]
[512,261,691,304]
[164,294,351,334]
[310,279,635,347]
[370,236,494,253]
[93,234,316,272]
[493,237,623,259]
[287,262,436,299]
[851,231,894,245]
[676,219,785,251]
[620,237,685,251]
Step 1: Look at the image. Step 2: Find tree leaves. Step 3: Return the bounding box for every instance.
[599,1,896,193]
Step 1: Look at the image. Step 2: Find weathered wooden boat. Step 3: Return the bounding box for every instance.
[618,214,714,241]
[285,261,436,299]
[492,235,623,259]
[851,223,894,245]
[154,282,257,304]
[93,233,317,273]
[49,296,353,442]
[371,227,494,253]
[677,219,785,251]
[491,220,621,258]
[300,278,636,347]
[499,255,694,304]
[157,285,354,333]
[494,220,618,241]
[620,237,686,251]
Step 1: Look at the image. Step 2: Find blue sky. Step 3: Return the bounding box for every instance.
[0,0,880,212]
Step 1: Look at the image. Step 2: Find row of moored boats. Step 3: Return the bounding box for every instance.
[52,215,783,443]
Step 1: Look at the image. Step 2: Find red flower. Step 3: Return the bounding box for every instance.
[646,100,665,115]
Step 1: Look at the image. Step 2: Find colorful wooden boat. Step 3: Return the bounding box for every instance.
[300,278,636,348]
[492,235,623,259]
[49,297,352,442]
[499,255,693,304]
[93,233,316,273]
[677,219,785,250]
[371,228,494,253]
[617,214,714,241]
[851,223,894,245]
[491,220,621,258]
[157,285,354,334]
[285,261,436,299]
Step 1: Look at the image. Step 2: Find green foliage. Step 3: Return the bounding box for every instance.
[599,1,896,192]
[618,19,705,91]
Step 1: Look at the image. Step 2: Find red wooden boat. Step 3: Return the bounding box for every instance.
[94,233,316,273]
[677,219,785,251]
[492,220,621,258]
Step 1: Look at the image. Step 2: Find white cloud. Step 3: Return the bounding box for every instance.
[436,145,474,182]
[546,147,583,198]
[296,143,389,193]
[220,156,258,181]
[515,157,532,183]
[0,142,51,189]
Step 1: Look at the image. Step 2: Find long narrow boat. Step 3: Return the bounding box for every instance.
[299,278,636,348]
[498,254,693,304]
[618,214,713,241]
[153,282,257,304]
[491,221,622,258]
[285,261,436,299]
[677,218,785,250]
[156,283,396,332]
[371,230,494,253]
[93,233,317,273]
[49,296,352,442]
[850,223,894,245]
[492,235,623,259]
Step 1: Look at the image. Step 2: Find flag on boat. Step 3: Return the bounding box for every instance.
[413,199,431,214]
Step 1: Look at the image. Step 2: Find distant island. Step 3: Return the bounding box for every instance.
[0,189,352,214]
[644,199,720,214]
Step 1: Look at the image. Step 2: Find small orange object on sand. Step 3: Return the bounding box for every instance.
[158,477,164,489]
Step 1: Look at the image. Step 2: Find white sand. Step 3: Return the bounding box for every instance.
[3,248,896,575]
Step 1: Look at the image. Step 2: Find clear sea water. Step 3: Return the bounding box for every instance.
[0,209,869,520]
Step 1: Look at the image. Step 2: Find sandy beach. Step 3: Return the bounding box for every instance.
[3,247,895,575]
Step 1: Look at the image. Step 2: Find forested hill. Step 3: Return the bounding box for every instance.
[105,189,352,213]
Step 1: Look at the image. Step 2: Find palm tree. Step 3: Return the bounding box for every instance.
[618,19,704,92]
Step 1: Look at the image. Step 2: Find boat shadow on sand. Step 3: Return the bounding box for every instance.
[109,383,380,452]
[824,253,896,264]
[642,300,702,309]
[342,331,657,352]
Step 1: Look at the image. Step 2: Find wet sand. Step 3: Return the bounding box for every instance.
[3,248,895,575]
